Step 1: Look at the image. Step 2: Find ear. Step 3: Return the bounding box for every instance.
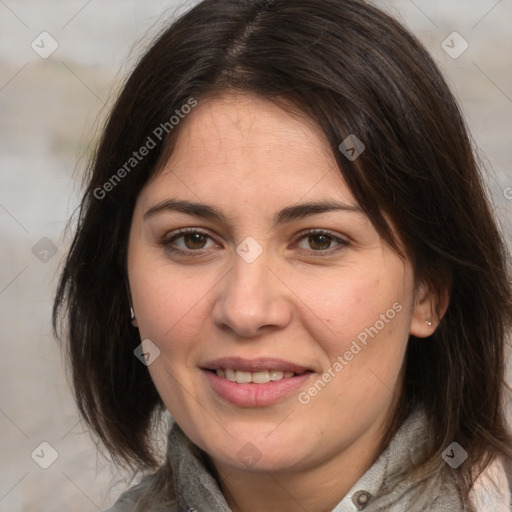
[410,280,449,338]
[126,279,139,328]
[130,307,139,328]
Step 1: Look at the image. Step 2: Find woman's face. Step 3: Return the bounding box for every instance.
[127,93,434,474]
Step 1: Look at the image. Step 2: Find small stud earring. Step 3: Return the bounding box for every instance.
[426,320,433,326]
[130,307,136,321]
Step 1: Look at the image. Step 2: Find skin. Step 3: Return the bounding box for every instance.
[127,93,439,512]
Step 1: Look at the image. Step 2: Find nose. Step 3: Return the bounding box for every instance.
[212,253,292,338]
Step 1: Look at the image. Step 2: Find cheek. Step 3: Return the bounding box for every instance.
[296,267,400,341]
[293,260,412,385]
[133,274,216,414]
[130,261,218,342]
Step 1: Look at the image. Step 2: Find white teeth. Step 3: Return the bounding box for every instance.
[269,370,284,381]
[235,370,252,384]
[215,368,300,383]
[224,368,236,381]
[252,371,270,384]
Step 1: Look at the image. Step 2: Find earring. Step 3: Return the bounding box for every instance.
[426,320,433,326]
[130,307,136,321]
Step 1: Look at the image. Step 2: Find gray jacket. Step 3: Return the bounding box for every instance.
[105,408,510,512]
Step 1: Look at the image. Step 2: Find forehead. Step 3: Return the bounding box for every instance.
[140,93,357,210]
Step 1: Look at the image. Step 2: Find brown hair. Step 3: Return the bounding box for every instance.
[54,0,512,507]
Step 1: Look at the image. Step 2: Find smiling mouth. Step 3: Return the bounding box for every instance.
[210,368,309,384]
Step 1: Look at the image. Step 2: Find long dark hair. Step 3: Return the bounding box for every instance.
[54,0,512,507]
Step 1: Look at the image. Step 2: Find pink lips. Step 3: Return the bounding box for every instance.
[201,356,311,374]
[201,357,314,407]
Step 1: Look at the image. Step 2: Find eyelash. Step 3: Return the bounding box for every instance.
[160,228,216,257]
[160,228,349,256]
[297,229,349,255]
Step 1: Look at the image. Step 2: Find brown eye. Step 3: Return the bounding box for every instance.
[164,230,216,253]
[307,234,332,250]
[296,231,348,253]
[183,232,208,249]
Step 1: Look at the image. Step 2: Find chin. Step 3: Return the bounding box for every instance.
[202,431,307,473]
[217,449,303,473]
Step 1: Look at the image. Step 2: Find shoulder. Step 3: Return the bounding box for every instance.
[470,456,511,512]
[102,476,179,512]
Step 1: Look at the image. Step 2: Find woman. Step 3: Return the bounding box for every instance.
[53,0,512,510]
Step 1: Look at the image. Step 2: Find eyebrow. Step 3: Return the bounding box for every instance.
[144,199,364,226]
[144,199,227,223]
[275,201,363,225]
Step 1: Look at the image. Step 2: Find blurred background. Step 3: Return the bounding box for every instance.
[1,1,511,510]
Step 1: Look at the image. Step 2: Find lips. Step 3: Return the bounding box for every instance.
[201,357,315,407]
[201,356,312,374]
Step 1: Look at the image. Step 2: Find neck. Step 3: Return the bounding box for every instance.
[211,415,389,512]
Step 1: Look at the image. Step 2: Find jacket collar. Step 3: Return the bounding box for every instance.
[166,407,439,512]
